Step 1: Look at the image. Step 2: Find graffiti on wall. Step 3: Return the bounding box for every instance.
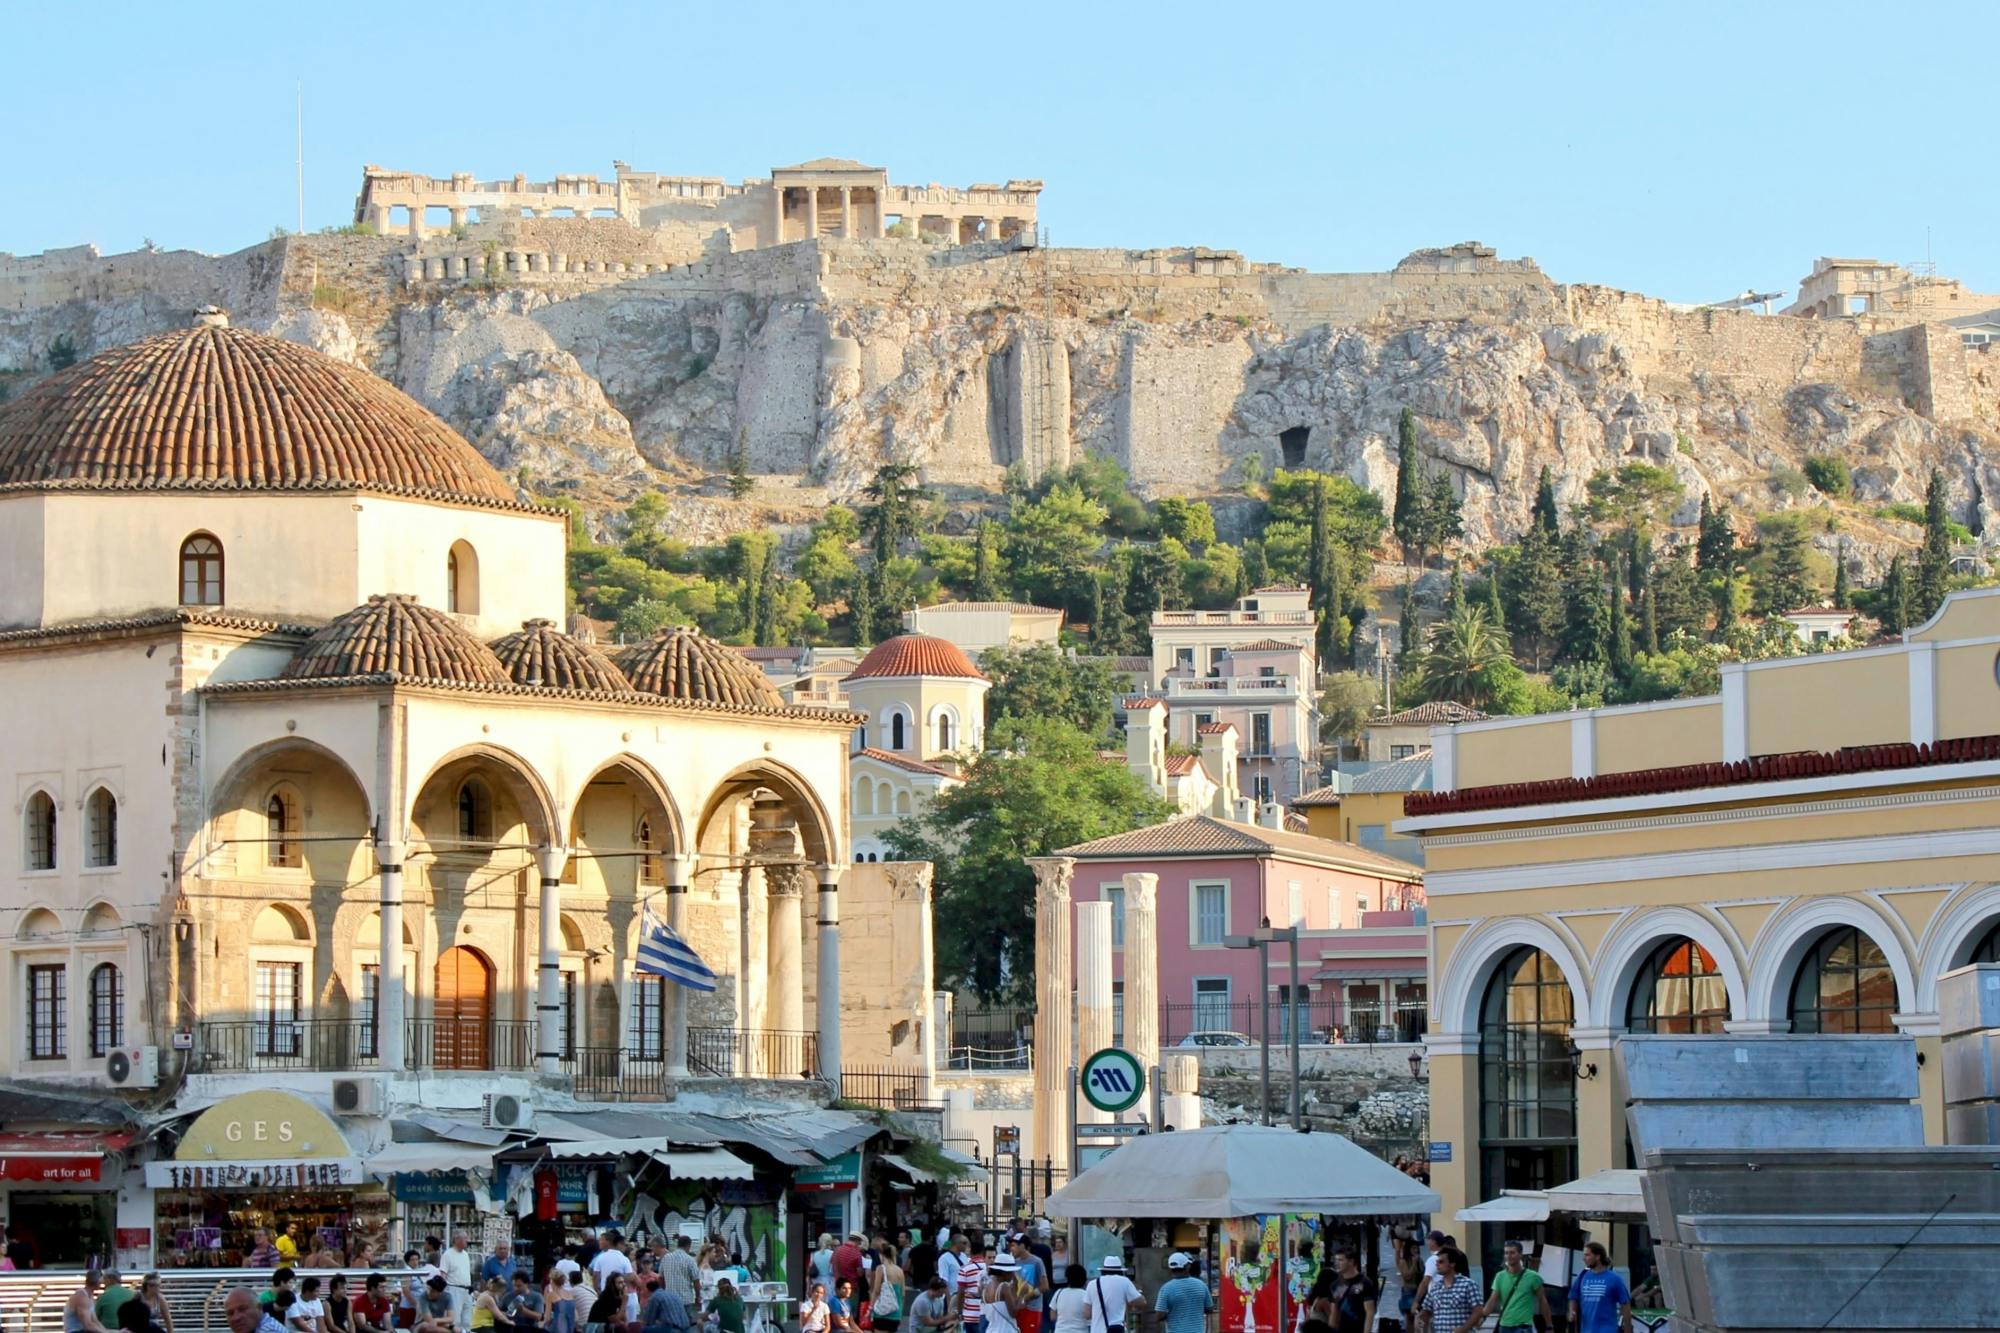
[627,1180,788,1282]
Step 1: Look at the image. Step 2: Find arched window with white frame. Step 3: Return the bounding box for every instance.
[23,790,57,871]
[179,532,224,606]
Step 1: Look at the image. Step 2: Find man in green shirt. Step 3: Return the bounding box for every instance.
[95,1271,137,1328]
[1470,1242,1551,1333]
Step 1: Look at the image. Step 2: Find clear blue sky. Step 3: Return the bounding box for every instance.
[8,1,1996,304]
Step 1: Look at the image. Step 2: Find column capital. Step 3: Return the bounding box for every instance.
[373,840,406,869]
[534,844,570,882]
[815,863,849,888]
[886,861,933,903]
[1424,1031,1480,1058]
[663,853,696,888]
[1029,856,1075,903]
[765,863,811,898]
[1568,1024,1625,1053]
[1120,871,1158,909]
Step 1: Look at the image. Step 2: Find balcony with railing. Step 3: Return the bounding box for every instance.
[1153,609,1314,627]
[1165,674,1302,698]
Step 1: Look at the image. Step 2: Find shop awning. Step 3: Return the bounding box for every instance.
[1311,961,1427,982]
[0,1130,135,1157]
[651,1148,755,1180]
[1455,1191,1551,1223]
[366,1142,499,1176]
[533,1107,879,1167]
[1545,1168,1646,1218]
[146,1158,364,1188]
[878,1153,941,1185]
[544,1137,676,1159]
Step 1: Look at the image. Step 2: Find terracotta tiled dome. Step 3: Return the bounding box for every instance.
[614,626,784,708]
[490,619,632,692]
[284,594,510,684]
[844,633,986,682]
[0,316,519,506]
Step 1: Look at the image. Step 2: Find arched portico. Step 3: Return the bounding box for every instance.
[1745,895,1918,1029]
[1589,906,1748,1030]
[1916,882,2000,1011]
[1436,914,1592,1037]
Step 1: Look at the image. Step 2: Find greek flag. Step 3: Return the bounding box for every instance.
[636,906,717,992]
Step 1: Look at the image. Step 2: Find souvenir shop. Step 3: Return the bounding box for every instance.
[146,1091,390,1268]
[0,1130,139,1270]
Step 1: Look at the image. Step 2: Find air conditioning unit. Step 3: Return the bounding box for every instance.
[483,1093,534,1132]
[104,1046,160,1090]
[331,1077,386,1117]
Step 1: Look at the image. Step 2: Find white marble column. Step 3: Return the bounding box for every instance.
[535,845,569,1080]
[815,865,846,1083]
[887,863,938,1102]
[1076,901,1114,1125]
[839,186,853,238]
[805,187,819,241]
[771,186,786,246]
[375,839,407,1071]
[767,867,806,1070]
[739,868,768,1072]
[663,854,694,1076]
[1122,872,1160,1075]
[1029,856,1074,1170]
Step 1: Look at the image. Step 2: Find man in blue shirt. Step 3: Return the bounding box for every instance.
[1153,1253,1212,1333]
[1567,1242,1631,1333]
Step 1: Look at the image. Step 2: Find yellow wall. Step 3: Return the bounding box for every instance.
[1745,650,1908,755]
[1908,587,2000,642]
[1594,702,1722,774]
[1935,642,1999,741]
[1456,718,1571,789]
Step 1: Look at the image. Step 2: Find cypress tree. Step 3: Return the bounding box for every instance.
[1880,555,1912,637]
[1485,560,1506,630]
[1697,494,1736,573]
[1916,469,1952,620]
[1629,527,1652,603]
[1832,542,1851,611]
[1397,580,1418,667]
[1088,573,1107,646]
[1608,559,1633,680]
[1531,466,1560,534]
[850,566,877,648]
[1425,469,1464,558]
[1392,408,1423,558]
[1242,540,1270,592]
[972,521,1002,601]
[1642,584,1660,655]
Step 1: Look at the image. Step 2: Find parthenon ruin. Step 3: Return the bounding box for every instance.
[353,157,1043,249]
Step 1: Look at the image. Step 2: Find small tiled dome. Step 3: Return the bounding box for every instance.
[284,594,510,683]
[0,317,518,506]
[614,625,784,708]
[844,633,985,682]
[490,619,632,691]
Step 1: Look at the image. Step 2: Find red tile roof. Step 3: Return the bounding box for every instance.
[1195,722,1237,735]
[1232,639,1307,652]
[489,619,631,692]
[616,625,785,707]
[0,321,519,506]
[1058,814,1421,878]
[1404,735,2000,818]
[1125,696,1166,710]
[1164,754,1204,778]
[284,594,508,685]
[844,634,986,682]
[1371,700,1488,727]
[853,747,958,778]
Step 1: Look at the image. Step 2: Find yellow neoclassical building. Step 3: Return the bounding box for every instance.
[1400,587,2000,1275]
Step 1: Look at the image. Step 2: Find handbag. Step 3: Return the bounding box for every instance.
[1094,1280,1124,1333]
[859,1299,875,1331]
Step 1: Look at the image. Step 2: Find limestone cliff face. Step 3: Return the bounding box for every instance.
[4,234,1997,565]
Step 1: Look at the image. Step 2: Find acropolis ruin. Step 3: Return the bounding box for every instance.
[354,157,1043,249]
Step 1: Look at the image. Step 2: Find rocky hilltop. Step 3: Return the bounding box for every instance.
[4,230,1997,566]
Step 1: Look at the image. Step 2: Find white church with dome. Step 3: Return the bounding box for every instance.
[0,312,867,1102]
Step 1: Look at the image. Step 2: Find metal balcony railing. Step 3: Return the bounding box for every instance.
[687,1027,820,1079]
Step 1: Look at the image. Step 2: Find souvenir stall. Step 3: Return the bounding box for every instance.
[146,1091,389,1268]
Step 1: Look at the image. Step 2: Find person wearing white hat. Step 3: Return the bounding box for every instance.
[1084,1260,1141,1333]
[1154,1256,1212,1333]
[983,1259,1024,1333]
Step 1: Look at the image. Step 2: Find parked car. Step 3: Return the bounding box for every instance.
[1175,1031,1254,1048]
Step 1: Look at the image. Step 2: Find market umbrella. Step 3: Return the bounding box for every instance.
[1042,1124,1441,1218]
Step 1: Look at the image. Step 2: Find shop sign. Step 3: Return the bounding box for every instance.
[146,1159,364,1189]
[791,1151,861,1192]
[115,1228,152,1251]
[174,1091,351,1164]
[1428,1141,1452,1163]
[1079,1047,1145,1114]
[0,1155,102,1183]
[392,1171,476,1204]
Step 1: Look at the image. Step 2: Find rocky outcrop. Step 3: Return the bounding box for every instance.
[5,232,1997,563]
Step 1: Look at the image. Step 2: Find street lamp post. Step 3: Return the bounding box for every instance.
[1226,923,1302,1130]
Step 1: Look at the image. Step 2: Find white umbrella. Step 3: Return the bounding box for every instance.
[1042,1124,1441,1218]
[1544,1168,1645,1218]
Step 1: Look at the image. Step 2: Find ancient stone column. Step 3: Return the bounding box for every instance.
[887,862,938,1103]
[816,865,846,1084]
[770,185,786,246]
[375,839,407,1072]
[805,187,819,241]
[535,845,569,1080]
[1164,1054,1203,1130]
[738,866,767,1074]
[1029,856,1075,1170]
[1122,872,1160,1075]
[1076,900,1114,1125]
[663,854,694,1076]
[766,866,807,1070]
[840,186,854,239]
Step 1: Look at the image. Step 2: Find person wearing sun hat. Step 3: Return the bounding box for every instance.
[982,1258,1024,1333]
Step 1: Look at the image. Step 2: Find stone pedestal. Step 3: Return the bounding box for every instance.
[1076,900,1114,1124]
[1030,856,1075,1170]
[1122,872,1160,1074]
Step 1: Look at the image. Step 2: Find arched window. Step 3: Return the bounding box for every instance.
[179,533,224,606]
[24,791,57,871]
[265,789,302,868]
[638,818,662,886]
[85,788,118,868]
[89,963,124,1057]
[457,778,494,842]
[889,711,906,752]
[1968,918,2000,965]
[855,780,875,817]
[1626,937,1729,1035]
[447,540,480,614]
[1790,926,1899,1034]
[936,710,955,753]
[895,789,912,815]
[1478,947,1576,1276]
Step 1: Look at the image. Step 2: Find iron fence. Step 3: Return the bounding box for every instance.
[840,1064,935,1110]
[405,1017,538,1070]
[688,1026,819,1078]
[564,1045,667,1099]
[947,1008,1034,1070]
[1159,988,1427,1049]
[979,1156,1069,1224]
[193,1019,378,1072]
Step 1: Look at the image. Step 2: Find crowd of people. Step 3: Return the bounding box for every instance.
[1285,1229,1636,1333]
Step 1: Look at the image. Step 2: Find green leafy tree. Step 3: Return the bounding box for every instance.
[980,643,1120,737]
[1242,540,1270,591]
[1265,470,1387,565]
[1502,526,1565,669]
[1697,494,1737,574]
[863,463,932,561]
[1154,497,1216,550]
[1128,538,1189,617]
[1752,515,1819,614]
[971,521,1004,600]
[1804,455,1852,497]
[44,334,78,372]
[1002,483,1108,610]
[1585,463,1684,534]
[1094,555,1138,653]
[1652,550,1708,640]
[887,717,1174,1001]
[1319,671,1380,757]
[1561,549,1610,665]
[1483,561,1506,630]
[1915,468,1952,622]
[1418,468,1464,559]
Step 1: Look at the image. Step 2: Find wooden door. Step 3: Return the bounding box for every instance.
[434,947,492,1069]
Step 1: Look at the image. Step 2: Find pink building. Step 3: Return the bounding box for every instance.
[1057,815,1426,1046]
